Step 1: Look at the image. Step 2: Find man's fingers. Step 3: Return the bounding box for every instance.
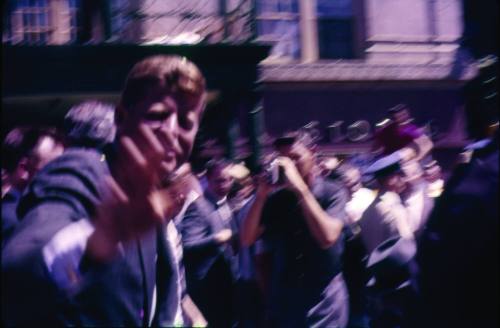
[95,175,130,243]
[136,124,165,166]
[276,156,293,168]
[104,175,129,204]
[120,136,148,170]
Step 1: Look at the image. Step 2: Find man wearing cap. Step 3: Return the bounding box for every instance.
[399,159,435,237]
[357,153,414,255]
[241,135,350,328]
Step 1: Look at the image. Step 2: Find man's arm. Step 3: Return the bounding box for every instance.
[398,128,433,163]
[178,203,232,251]
[277,157,344,249]
[1,150,109,325]
[297,188,345,249]
[240,178,270,247]
[412,133,433,161]
[181,294,208,327]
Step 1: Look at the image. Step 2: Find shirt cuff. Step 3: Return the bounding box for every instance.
[42,219,94,294]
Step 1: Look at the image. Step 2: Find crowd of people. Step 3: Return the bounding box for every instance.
[1,55,498,328]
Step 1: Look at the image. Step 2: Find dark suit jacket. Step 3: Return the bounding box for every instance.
[177,192,238,327]
[1,188,21,248]
[416,139,499,327]
[1,148,179,327]
[178,192,238,284]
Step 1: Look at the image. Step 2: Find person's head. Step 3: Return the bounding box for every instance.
[237,175,255,199]
[388,104,411,126]
[116,55,206,175]
[367,153,407,194]
[378,171,407,194]
[401,159,424,188]
[64,100,116,149]
[423,160,442,183]
[335,163,362,195]
[205,159,234,199]
[2,126,64,191]
[318,156,339,178]
[273,134,316,184]
[227,163,254,201]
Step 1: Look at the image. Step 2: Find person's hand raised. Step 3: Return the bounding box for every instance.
[88,124,176,261]
[275,156,308,195]
[214,228,233,244]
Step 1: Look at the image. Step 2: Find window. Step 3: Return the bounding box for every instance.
[68,0,81,43]
[5,0,80,45]
[316,0,355,59]
[255,0,301,60]
[9,0,52,45]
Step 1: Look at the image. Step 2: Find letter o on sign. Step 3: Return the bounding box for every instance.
[346,120,371,142]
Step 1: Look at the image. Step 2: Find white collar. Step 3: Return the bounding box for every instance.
[216,196,228,207]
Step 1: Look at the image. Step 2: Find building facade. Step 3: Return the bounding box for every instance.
[3,0,497,157]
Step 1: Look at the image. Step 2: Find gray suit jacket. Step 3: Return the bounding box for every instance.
[178,192,238,283]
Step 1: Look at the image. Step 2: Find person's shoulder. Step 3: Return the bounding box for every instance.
[316,176,347,198]
[185,195,214,218]
[17,148,108,219]
[50,147,106,168]
[39,147,109,180]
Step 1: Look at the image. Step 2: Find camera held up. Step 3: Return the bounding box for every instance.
[265,159,285,185]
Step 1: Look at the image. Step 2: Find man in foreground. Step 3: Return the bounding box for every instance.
[2,55,206,326]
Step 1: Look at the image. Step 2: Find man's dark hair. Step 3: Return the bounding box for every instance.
[387,103,408,115]
[273,136,296,149]
[2,126,63,173]
[205,158,232,178]
[272,130,318,153]
[121,55,206,110]
[272,131,302,151]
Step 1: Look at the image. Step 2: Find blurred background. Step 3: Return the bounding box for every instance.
[2,0,498,172]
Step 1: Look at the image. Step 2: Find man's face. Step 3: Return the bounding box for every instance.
[278,142,314,180]
[401,160,423,186]
[207,167,234,199]
[342,167,361,193]
[11,135,65,191]
[120,86,204,176]
[380,172,407,194]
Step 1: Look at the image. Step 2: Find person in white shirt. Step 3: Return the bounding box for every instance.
[400,159,435,237]
[358,153,415,255]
